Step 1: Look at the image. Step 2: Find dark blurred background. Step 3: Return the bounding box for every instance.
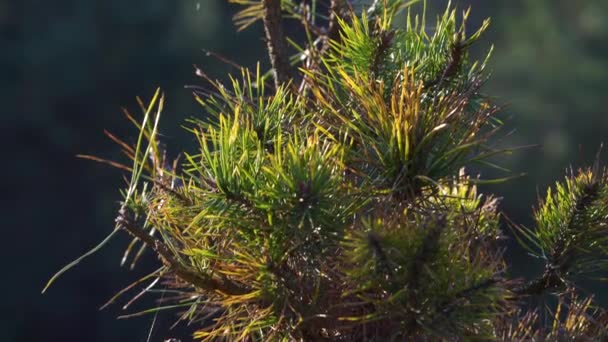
[3,0,607,341]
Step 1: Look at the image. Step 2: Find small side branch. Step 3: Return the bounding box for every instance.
[515,177,602,297]
[262,0,291,88]
[512,267,563,296]
[424,33,464,89]
[116,208,249,296]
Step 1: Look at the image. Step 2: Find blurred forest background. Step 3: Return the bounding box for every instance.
[3,0,607,340]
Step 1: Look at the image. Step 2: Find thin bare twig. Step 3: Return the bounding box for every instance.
[202,48,244,71]
[320,0,343,54]
[262,0,291,87]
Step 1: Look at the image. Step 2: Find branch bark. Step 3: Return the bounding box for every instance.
[320,0,343,54]
[512,266,563,296]
[116,208,249,296]
[424,33,464,89]
[262,0,291,88]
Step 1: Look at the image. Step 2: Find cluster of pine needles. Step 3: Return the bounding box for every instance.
[45,0,608,340]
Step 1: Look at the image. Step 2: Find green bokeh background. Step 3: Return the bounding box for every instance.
[4,0,607,340]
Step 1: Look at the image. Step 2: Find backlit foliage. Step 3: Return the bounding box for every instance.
[45,1,608,340]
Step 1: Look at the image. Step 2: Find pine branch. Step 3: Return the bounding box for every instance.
[551,181,600,271]
[405,216,446,333]
[514,172,603,296]
[115,207,250,296]
[434,276,500,323]
[408,217,445,291]
[367,232,394,280]
[512,266,563,296]
[370,29,396,77]
[262,0,291,88]
[424,33,464,89]
[61,2,543,339]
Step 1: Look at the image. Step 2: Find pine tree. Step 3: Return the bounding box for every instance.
[44,1,608,340]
